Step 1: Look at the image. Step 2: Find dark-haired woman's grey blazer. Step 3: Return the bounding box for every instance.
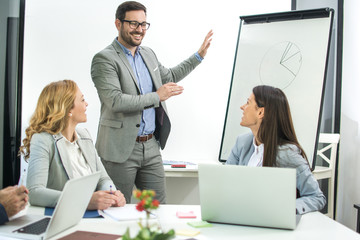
[226,132,326,215]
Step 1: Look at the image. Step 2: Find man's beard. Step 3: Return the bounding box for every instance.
[120,27,143,47]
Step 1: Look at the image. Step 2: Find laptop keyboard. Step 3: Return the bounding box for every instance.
[13,217,51,235]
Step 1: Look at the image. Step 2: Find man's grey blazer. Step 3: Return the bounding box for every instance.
[26,128,114,207]
[91,39,201,163]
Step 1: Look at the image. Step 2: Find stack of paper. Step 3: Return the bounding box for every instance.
[100,205,156,221]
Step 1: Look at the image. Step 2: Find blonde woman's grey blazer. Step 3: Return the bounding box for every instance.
[26,128,114,207]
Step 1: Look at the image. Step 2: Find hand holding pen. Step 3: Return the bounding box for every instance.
[87,185,126,210]
[109,185,126,207]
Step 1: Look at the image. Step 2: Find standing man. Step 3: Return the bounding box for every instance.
[91,1,212,203]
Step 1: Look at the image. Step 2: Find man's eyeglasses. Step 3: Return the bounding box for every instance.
[121,20,150,30]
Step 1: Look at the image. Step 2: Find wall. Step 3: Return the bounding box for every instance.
[22,0,290,169]
[337,0,360,230]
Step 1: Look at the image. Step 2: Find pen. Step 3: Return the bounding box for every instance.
[110,185,113,194]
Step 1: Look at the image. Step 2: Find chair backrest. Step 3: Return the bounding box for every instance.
[315,133,340,218]
[317,133,340,170]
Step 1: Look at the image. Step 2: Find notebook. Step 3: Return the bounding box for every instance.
[198,164,300,230]
[0,171,101,239]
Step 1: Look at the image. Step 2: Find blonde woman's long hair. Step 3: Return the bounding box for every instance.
[19,80,78,160]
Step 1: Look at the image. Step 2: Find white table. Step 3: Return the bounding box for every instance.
[163,165,199,204]
[26,204,360,240]
[164,165,198,178]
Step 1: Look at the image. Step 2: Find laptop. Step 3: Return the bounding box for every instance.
[0,171,101,239]
[198,164,300,230]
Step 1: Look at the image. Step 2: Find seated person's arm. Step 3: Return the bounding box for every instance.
[285,148,326,214]
[295,163,326,214]
[0,203,8,225]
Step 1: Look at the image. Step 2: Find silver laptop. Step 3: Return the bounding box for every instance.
[0,171,101,239]
[198,164,299,230]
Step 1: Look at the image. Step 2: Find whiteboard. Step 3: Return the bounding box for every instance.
[219,9,334,166]
[21,0,290,167]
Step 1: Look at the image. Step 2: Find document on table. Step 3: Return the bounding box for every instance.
[100,205,156,221]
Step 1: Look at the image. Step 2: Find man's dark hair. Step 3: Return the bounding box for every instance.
[116,1,147,21]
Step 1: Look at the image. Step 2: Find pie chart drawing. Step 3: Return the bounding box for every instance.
[259,41,302,89]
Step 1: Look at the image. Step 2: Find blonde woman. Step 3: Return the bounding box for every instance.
[19,80,126,209]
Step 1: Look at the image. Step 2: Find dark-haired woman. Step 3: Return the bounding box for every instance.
[226,85,326,215]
